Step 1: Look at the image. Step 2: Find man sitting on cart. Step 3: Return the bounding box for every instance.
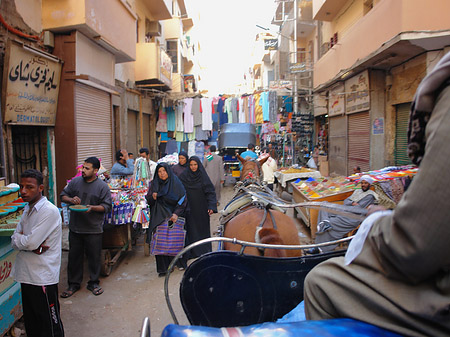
[306,175,378,254]
[238,143,258,170]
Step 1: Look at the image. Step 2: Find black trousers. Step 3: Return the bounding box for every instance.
[68,231,102,288]
[21,283,64,337]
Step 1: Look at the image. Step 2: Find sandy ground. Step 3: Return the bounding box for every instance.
[11,182,312,337]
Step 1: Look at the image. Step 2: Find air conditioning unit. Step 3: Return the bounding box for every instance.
[146,20,161,37]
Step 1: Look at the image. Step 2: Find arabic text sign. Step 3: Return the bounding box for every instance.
[345,70,370,114]
[328,83,345,116]
[4,41,61,126]
[264,39,278,50]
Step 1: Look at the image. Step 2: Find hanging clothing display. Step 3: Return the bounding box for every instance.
[166,106,176,131]
[175,102,184,132]
[156,108,168,132]
[254,93,263,124]
[269,91,278,123]
[201,97,213,131]
[217,97,227,125]
[194,126,209,141]
[192,97,202,127]
[231,97,239,123]
[183,98,194,133]
[261,91,270,122]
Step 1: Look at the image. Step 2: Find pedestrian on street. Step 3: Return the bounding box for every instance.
[11,169,65,336]
[172,151,189,177]
[60,157,112,297]
[203,145,225,206]
[146,163,187,276]
[179,156,217,259]
[139,147,158,180]
[110,149,134,177]
[259,146,277,191]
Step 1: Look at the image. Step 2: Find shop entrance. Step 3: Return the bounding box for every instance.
[11,125,43,182]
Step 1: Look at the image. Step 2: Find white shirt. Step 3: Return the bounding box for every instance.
[11,197,62,285]
[201,97,213,131]
[262,157,278,184]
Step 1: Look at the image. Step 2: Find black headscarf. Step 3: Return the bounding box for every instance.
[178,151,188,167]
[179,156,214,187]
[408,52,450,165]
[152,162,185,204]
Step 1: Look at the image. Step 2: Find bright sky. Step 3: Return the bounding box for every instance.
[185,0,278,96]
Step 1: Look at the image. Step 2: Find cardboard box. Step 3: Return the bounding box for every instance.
[319,161,329,177]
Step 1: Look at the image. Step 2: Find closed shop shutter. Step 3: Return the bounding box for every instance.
[395,103,411,165]
[75,83,112,170]
[329,115,347,175]
[127,110,138,155]
[347,112,370,175]
[143,113,150,149]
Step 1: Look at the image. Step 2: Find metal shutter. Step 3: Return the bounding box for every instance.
[395,103,411,165]
[75,83,113,170]
[127,110,138,155]
[347,112,370,175]
[143,113,150,149]
[329,115,347,175]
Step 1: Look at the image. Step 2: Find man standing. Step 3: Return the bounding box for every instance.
[60,157,111,297]
[139,147,158,179]
[204,145,225,206]
[307,175,378,254]
[11,169,64,336]
[260,147,277,191]
[110,149,134,177]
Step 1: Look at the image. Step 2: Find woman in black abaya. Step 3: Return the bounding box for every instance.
[172,151,188,177]
[146,163,187,276]
[179,156,217,259]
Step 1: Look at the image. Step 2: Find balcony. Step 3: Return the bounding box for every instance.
[42,0,136,63]
[164,18,183,40]
[141,0,172,20]
[314,0,450,88]
[135,42,172,91]
[313,0,347,21]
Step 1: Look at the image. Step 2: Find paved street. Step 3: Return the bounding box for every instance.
[54,184,311,337]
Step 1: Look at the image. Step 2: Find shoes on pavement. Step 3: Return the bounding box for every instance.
[60,285,80,298]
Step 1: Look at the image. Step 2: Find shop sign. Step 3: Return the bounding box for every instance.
[345,70,370,114]
[0,251,17,294]
[290,63,309,74]
[328,83,345,116]
[313,93,328,116]
[264,39,278,50]
[3,40,62,126]
[372,117,384,135]
[160,48,172,87]
[269,80,292,91]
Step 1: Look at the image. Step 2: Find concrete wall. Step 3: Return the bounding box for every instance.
[76,32,115,86]
[15,0,42,32]
[369,69,385,170]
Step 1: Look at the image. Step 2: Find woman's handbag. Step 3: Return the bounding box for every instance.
[150,217,186,256]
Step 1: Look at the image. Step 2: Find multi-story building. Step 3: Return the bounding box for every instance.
[312,0,450,175]
[0,0,197,198]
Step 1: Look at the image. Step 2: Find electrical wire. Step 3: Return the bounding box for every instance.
[0,12,40,41]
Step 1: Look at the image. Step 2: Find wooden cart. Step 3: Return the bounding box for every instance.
[292,183,353,238]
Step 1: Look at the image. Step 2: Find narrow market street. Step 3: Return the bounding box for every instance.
[54,184,311,337]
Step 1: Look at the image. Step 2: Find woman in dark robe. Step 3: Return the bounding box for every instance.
[171,151,188,177]
[179,156,217,259]
[146,162,187,276]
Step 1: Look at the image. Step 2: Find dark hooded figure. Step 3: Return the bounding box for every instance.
[172,151,189,177]
[179,156,217,259]
[146,162,187,276]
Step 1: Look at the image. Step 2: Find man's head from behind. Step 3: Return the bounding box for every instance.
[139,147,150,160]
[20,169,44,205]
[248,143,255,151]
[209,145,217,153]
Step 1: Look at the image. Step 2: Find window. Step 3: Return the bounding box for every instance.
[166,40,178,73]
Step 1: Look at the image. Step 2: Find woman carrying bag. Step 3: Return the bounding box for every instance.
[146,163,187,277]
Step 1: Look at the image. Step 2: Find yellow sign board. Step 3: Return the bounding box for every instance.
[3,40,62,126]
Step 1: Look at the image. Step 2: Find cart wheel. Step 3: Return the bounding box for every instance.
[100,249,112,276]
[144,243,150,256]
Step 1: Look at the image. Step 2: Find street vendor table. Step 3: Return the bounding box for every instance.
[274,169,321,195]
[292,184,353,239]
[0,186,24,336]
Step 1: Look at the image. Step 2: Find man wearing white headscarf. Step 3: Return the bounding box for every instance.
[307,175,378,254]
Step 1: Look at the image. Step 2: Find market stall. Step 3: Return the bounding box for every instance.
[292,165,418,238]
[274,167,321,195]
[0,185,25,335]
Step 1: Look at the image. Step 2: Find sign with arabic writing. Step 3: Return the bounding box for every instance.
[345,70,370,114]
[264,39,278,50]
[3,40,62,126]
